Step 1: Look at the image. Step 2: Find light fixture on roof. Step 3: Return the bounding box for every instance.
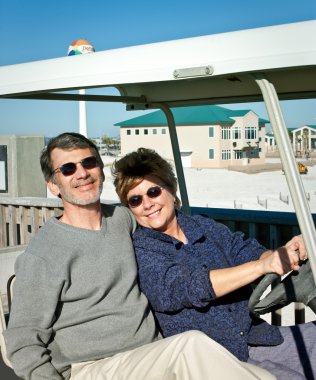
[173,65,214,79]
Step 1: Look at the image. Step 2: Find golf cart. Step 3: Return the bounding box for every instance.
[0,20,315,376]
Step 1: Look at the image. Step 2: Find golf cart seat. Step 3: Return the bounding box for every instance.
[0,245,26,369]
[0,274,15,368]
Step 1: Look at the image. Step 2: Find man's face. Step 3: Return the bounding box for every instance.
[48,147,104,206]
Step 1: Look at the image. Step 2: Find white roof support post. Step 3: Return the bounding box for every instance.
[79,89,87,137]
[254,74,316,282]
[155,103,191,215]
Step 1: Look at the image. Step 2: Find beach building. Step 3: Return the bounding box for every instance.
[290,125,316,156]
[116,105,268,168]
[265,132,277,152]
[266,125,316,156]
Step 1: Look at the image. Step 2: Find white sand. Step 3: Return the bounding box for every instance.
[102,157,316,213]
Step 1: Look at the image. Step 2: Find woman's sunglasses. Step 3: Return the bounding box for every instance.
[51,156,99,177]
[127,186,164,208]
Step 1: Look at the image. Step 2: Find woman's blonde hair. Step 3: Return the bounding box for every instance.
[112,147,181,208]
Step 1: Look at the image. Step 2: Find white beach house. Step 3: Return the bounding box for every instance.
[116,105,268,168]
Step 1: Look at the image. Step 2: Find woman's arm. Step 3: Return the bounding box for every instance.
[210,258,266,298]
[135,244,215,312]
[210,235,307,298]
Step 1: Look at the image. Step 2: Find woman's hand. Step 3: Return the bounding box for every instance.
[210,235,307,298]
[260,235,307,276]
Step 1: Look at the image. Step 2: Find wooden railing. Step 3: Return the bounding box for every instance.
[0,197,63,247]
[190,206,309,250]
[2,198,311,249]
[1,197,315,326]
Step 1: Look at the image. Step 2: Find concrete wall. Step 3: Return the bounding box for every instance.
[0,135,46,197]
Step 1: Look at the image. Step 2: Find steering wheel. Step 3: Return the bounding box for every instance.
[248,259,316,315]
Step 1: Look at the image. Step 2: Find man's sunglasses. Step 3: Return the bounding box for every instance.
[127,185,164,208]
[51,156,99,177]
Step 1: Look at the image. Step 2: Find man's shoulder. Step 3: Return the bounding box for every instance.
[32,216,59,236]
[16,217,61,264]
[101,203,128,218]
[101,203,136,230]
[101,202,118,216]
[25,216,63,246]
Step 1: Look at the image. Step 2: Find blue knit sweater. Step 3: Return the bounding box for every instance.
[133,212,283,361]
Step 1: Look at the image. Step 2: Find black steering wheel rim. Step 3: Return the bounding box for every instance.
[248,259,316,315]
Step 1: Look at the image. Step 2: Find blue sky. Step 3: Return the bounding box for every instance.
[0,0,315,138]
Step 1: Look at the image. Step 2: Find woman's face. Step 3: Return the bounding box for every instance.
[126,175,177,233]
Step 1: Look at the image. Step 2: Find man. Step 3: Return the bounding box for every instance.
[3,133,275,380]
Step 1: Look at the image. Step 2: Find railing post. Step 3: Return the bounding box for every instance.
[0,205,6,247]
[295,303,305,324]
[248,223,258,239]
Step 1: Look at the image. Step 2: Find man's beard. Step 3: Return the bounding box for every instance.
[58,177,103,206]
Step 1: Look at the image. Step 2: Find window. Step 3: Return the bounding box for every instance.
[162,129,166,134]
[144,129,148,135]
[222,150,231,160]
[234,150,243,159]
[232,126,241,139]
[209,127,214,137]
[135,129,140,135]
[209,149,214,159]
[153,129,157,135]
[221,126,231,140]
[126,130,131,135]
[245,126,257,140]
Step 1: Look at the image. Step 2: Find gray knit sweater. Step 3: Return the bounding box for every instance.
[4,205,160,380]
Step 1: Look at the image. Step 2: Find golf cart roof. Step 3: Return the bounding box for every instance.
[0,20,315,107]
[0,19,316,280]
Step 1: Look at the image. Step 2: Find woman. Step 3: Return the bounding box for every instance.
[112,147,316,380]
